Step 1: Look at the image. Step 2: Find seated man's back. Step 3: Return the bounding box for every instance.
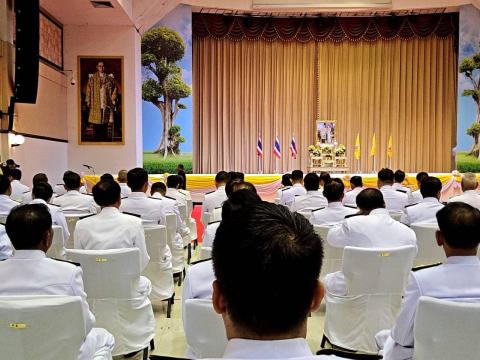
[0,174,19,215]
[291,173,327,212]
[310,181,356,225]
[53,171,97,213]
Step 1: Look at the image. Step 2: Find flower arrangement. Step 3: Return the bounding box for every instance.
[335,144,346,156]
[308,145,321,156]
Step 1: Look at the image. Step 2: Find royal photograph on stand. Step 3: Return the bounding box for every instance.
[77,56,124,145]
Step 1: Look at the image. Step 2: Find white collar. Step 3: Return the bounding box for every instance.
[421,197,441,204]
[128,192,147,198]
[292,183,303,188]
[66,190,81,195]
[327,201,344,209]
[369,208,390,216]
[445,256,480,265]
[463,190,479,196]
[99,207,119,216]
[381,185,393,190]
[30,198,47,205]
[222,338,312,359]
[13,250,46,259]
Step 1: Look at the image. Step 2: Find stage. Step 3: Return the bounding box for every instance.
[83,172,468,203]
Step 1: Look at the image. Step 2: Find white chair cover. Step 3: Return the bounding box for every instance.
[414,296,480,360]
[186,199,193,218]
[0,215,7,224]
[166,213,184,274]
[314,225,343,280]
[142,225,174,304]
[410,223,446,266]
[201,212,211,228]
[64,214,86,249]
[178,204,188,221]
[324,245,416,353]
[188,218,198,242]
[200,246,212,260]
[0,295,85,360]
[66,248,155,356]
[46,225,66,259]
[184,299,228,359]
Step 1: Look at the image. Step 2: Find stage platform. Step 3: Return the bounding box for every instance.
[83,172,466,203]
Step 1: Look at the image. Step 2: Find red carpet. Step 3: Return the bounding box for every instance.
[191,205,204,243]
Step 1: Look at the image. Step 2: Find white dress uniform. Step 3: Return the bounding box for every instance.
[119,192,166,225]
[0,224,13,260]
[408,189,423,206]
[52,190,98,214]
[202,221,220,248]
[10,179,30,202]
[276,186,291,203]
[166,187,188,207]
[30,198,70,251]
[342,187,363,207]
[448,189,480,210]
[151,192,190,238]
[202,186,227,214]
[53,185,88,196]
[0,250,115,359]
[281,183,307,207]
[0,194,19,215]
[310,202,357,226]
[392,182,412,198]
[119,182,131,198]
[400,197,444,226]
[380,185,409,211]
[325,208,417,295]
[291,190,328,212]
[379,256,480,360]
[219,338,346,359]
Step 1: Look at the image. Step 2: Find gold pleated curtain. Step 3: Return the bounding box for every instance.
[193,35,457,173]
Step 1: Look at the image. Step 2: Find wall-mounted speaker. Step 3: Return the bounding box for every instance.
[14,0,40,104]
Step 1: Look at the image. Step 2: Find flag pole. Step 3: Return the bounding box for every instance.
[373,155,376,173]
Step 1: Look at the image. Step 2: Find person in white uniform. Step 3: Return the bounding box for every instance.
[291,173,327,213]
[281,170,307,206]
[343,175,364,207]
[310,180,356,225]
[378,202,480,360]
[75,180,151,294]
[378,168,409,211]
[392,170,412,200]
[409,172,428,205]
[0,175,20,216]
[21,173,51,204]
[210,200,346,359]
[448,172,480,210]
[117,169,131,198]
[276,173,292,202]
[165,174,189,207]
[53,171,98,214]
[202,171,228,224]
[30,182,70,252]
[120,168,165,225]
[400,176,444,226]
[325,188,417,295]
[0,204,114,359]
[0,224,13,260]
[8,168,29,202]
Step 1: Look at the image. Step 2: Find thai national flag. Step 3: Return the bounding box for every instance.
[290,137,298,159]
[257,137,263,157]
[274,136,281,159]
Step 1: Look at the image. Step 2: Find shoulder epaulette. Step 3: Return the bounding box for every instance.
[205,190,215,195]
[280,187,291,192]
[48,203,60,207]
[121,196,128,200]
[54,193,64,198]
[22,190,30,194]
[86,193,93,196]
[164,195,176,201]
[345,213,361,219]
[79,213,95,220]
[405,203,418,208]
[208,220,221,225]
[178,190,188,195]
[294,194,302,197]
[344,204,357,209]
[312,207,325,212]
[190,257,212,265]
[12,199,21,204]
[214,206,222,210]
[122,211,141,218]
[56,183,64,186]
[412,262,442,272]
[53,258,81,267]
[147,196,162,201]
[396,189,407,194]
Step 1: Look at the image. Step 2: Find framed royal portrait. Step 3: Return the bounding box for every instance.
[316,120,336,145]
[78,56,124,144]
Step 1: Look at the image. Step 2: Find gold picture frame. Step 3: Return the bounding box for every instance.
[316,120,336,145]
[77,56,124,145]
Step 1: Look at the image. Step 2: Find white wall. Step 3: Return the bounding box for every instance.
[64,24,142,175]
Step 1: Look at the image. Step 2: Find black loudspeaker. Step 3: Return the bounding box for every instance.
[14,0,40,104]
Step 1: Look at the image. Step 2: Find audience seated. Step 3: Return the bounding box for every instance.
[8,168,29,202]
[392,170,412,197]
[53,171,98,214]
[276,173,292,200]
[409,172,428,205]
[291,173,327,212]
[21,173,50,204]
[310,181,356,225]
[377,203,480,359]
[166,175,189,207]
[120,168,165,224]
[0,204,114,359]
[281,170,307,206]
[378,168,409,211]
[0,175,20,215]
[202,171,228,218]
[117,169,131,197]
[30,182,70,250]
[400,177,444,226]
[74,180,151,294]
[448,172,480,210]
[343,175,364,207]
[211,200,347,359]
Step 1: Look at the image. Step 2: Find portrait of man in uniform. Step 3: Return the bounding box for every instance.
[78,57,124,144]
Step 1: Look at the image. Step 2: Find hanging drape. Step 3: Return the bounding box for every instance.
[193,13,458,173]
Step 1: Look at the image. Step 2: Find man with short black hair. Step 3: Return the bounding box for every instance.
[22,173,49,204]
[202,171,228,220]
[291,173,327,213]
[343,176,363,207]
[400,176,444,225]
[392,170,411,195]
[310,180,356,225]
[100,173,114,182]
[117,169,131,197]
[379,203,480,359]
[276,173,292,201]
[281,169,306,206]
[0,204,115,359]
[378,168,408,211]
[166,174,189,207]
[409,171,429,204]
[31,182,70,252]
[53,171,97,213]
[9,168,29,202]
[448,172,480,210]
[319,172,332,188]
[0,174,19,215]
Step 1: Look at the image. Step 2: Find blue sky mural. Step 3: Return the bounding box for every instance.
[142,4,193,153]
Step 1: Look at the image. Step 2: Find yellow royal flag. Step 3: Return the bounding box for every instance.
[354,133,360,160]
[387,135,393,159]
[370,133,376,157]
